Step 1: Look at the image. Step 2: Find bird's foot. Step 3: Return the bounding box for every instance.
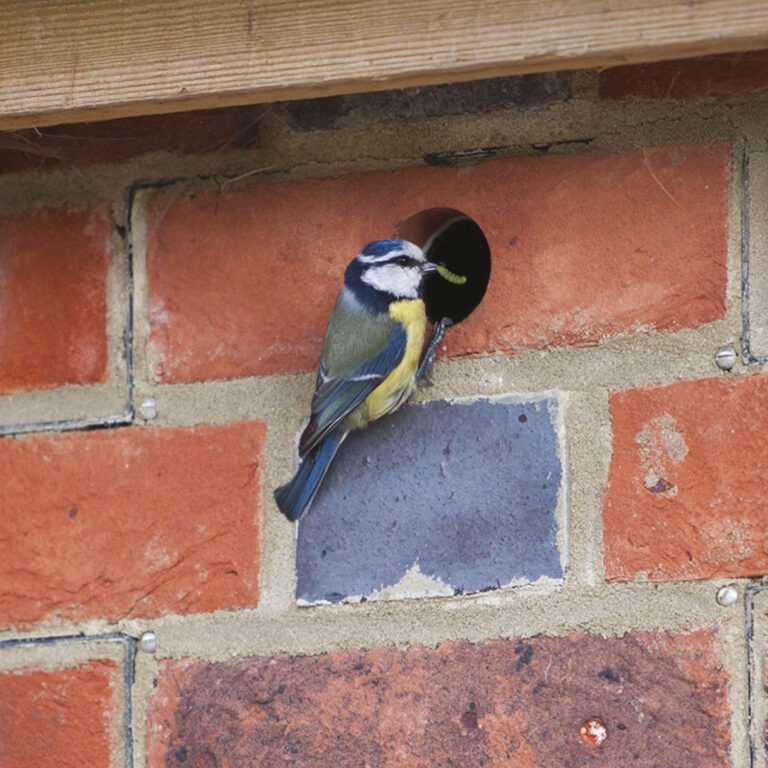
[417,317,453,385]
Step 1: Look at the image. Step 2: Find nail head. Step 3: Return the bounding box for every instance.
[139,397,158,421]
[714,346,737,371]
[716,585,739,607]
[139,630,158,653]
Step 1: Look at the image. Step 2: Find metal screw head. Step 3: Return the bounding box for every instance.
[716,585,739,607]
[138,397,158,421]
[139,630,158,653]
[714,346,737,371]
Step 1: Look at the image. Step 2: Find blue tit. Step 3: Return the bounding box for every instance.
[274,238,438,521]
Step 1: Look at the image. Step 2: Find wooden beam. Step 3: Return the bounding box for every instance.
[2,0,768,129]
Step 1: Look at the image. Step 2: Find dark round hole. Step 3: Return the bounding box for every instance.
[423,215,491,324]
[395,208,491,325]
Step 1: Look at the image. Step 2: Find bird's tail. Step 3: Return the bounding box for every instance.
[274,430,346,522]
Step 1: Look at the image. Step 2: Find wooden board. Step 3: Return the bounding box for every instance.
[1,0,768,128]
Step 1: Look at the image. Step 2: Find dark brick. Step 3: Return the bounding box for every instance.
[0,105,265,173]
[599,50,768,100]
[296,398,563,603]
[146,628,730,768]
[280,72,572,130]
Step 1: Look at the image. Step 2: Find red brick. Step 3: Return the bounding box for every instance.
[0,421,264,629]
[0,660,120,768]
[146,142,728,383]
[0,205,111,394]
[599,50,768,100]
[604,375,768,581]
[146,628,729,768]
[0,105,264,174]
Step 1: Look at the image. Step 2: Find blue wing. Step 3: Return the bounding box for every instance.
[298,323,407,457]
[275,429,346,521]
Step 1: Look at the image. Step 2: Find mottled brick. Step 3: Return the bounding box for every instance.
[600,50,768,100]
[0,421,264,629]
[604,375,768,581]
[0,205,111,394]
[147,628,729,768]
[296,398,563,603]
[0,660,120,768]
[146,142,727,383]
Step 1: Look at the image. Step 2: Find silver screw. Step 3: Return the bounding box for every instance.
[138,397,158,421]
[716,585,739,607]
[139,630,158,653]
[714,346,737,371]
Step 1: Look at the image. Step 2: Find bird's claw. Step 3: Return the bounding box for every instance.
[417,317,454,385]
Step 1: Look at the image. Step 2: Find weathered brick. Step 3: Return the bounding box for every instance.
[600,49,768,100]
[0,421,264,629]
[604,375,768,581]
[147,628,729,768]
[146,142,728,383]
[296,397,563,603]
[0,205,111,394]
[0,660,120,768]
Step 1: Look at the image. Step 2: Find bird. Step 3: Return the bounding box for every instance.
[274,238,438,522]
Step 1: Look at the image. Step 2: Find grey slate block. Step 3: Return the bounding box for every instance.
[296,396,565,604]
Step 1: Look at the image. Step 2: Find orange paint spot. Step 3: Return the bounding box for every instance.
[580,717,607,746]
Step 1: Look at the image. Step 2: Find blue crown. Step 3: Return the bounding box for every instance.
[360,239,407,257]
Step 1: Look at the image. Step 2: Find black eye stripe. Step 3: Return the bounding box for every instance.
[380,254,416,267]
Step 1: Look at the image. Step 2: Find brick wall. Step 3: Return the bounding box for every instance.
[2,51,768,767]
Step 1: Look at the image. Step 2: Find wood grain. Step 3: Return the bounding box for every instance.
[1,0,768,128]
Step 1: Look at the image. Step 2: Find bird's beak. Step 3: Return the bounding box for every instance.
[421,261,439,274]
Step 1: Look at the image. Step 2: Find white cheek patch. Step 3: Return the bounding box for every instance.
[361,264,421,298]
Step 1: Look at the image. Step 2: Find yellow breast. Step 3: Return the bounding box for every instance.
[348,299,427,429]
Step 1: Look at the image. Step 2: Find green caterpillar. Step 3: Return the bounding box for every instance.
[435,263,468,285]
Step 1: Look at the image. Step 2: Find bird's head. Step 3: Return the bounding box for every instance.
[346,239,437,303]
